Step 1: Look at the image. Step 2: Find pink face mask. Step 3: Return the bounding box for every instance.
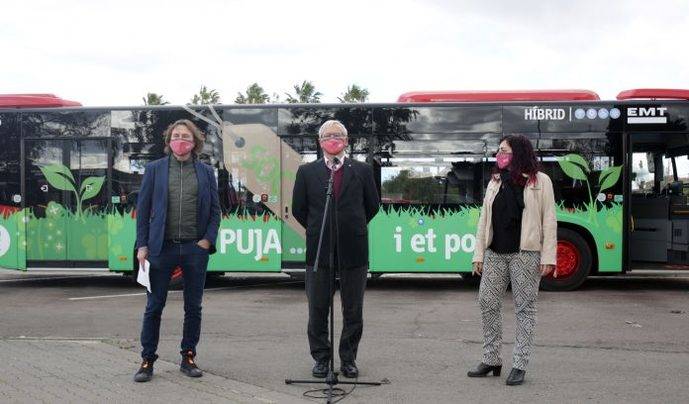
[170,139,194,156]
[320,138,347,155]
[496,152,512,169]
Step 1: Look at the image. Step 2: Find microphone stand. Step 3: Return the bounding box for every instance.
[285,157,383,403]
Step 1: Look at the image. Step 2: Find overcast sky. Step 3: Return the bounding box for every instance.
[2,0,688,106]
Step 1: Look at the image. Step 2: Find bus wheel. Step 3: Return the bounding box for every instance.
[540,228,591,291]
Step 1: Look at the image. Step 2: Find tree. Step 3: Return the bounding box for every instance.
[142,93,169,105]
[338,84,369,103]
[285,81,322,103]
[235,83,270,104]
[190,85,221,105]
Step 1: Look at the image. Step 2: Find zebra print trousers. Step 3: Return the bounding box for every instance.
[478,249,541,370]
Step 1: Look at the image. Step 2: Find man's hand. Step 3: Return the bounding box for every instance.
[540,264,557,277]
[472,262,483,276]
[137,246,149,264]
[197,239,211,250]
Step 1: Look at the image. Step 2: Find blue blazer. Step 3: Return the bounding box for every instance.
[135,156,221,256]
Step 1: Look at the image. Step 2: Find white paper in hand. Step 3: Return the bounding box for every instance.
[137,259,151,293]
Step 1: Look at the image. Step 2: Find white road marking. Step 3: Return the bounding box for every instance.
[68,291,151,301]
[68,281,302,301]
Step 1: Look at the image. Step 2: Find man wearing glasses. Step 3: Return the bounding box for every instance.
[292,120,380,379]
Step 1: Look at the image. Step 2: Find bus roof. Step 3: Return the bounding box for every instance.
[617,88,689,100]
[0,94,82,108]
[397,90,600,103]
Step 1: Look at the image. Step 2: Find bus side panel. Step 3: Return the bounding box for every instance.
[107,210,136,271]
[368,206,480,272]
[0,112,26,270]
[209,109,282,272]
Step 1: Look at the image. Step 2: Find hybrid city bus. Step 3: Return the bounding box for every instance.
[1,89,689,290]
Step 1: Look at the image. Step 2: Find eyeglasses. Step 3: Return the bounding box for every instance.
[320,133,346,140]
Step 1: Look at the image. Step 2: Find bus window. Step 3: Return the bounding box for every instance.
[111,110,165,211]
[376,133,486,206]
[0,114,20,211]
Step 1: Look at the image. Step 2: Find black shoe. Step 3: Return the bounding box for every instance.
[340,362,359,378]
[312,360,329,378]
[180,351,203,378]
[506,368,525,385]
[467,362,502,377]
[133,359,154,382]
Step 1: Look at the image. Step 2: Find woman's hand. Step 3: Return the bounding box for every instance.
[540,264,556,277]
[472,262,483,276]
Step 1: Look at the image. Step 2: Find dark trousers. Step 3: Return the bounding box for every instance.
[140,240,209,360]
[306,264,368,364]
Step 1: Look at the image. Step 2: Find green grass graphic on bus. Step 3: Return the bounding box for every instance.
[107,210,137,270]
[26,202,108,261]
[0,210,27,270]
[25,163,108,261]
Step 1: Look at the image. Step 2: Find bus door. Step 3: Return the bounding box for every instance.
[23,138,110,267]
[628,133,689,268]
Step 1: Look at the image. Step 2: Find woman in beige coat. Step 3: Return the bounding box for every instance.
[467,135,557,386]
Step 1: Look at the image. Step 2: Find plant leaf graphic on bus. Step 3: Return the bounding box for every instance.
[39,164,105,217]
[556,154,623,271]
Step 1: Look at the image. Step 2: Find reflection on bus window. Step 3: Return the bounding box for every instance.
[376,132,487,206]
[673,155,689,186]
[632,152,656,193]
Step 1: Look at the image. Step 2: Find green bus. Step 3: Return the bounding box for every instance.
[1,89,688,290]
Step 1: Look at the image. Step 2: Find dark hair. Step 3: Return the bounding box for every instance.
[493,134,540,186]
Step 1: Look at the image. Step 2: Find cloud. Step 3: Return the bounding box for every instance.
[1,0,688,105]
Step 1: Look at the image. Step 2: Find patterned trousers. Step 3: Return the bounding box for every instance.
[478,249,541,370]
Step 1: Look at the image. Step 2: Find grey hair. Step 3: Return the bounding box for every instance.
[318,120,348,138]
